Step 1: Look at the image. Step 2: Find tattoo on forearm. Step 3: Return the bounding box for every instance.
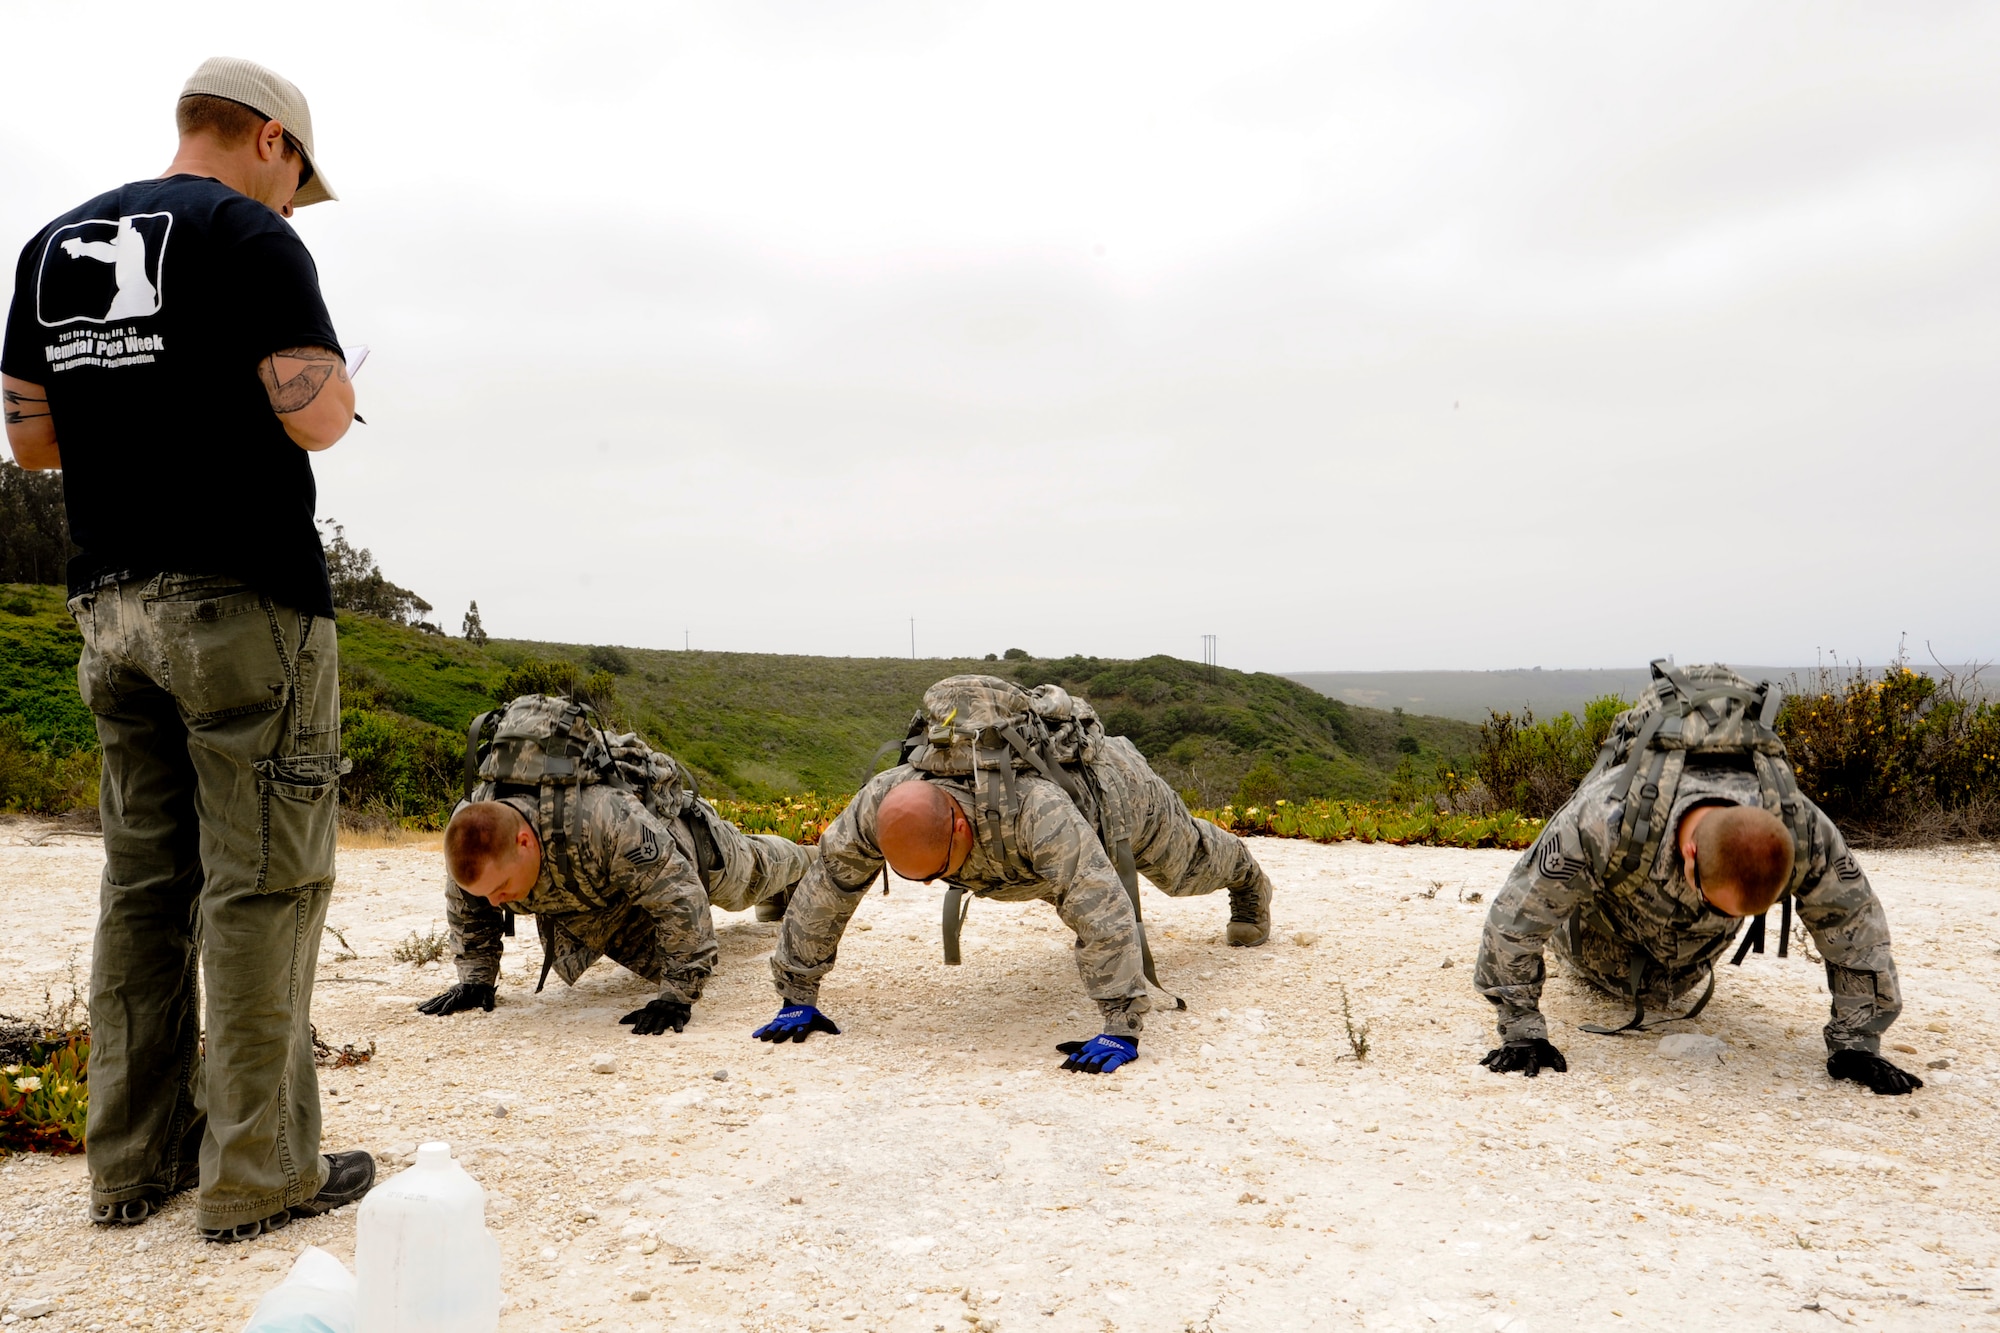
[258,347,348,414]
[3,387,50,425]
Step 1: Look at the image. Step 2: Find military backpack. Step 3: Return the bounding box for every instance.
[873,674,1181,1005]
[461,694,721,989]
[1573,659,1811,1033]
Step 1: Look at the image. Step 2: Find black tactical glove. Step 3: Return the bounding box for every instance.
[1480,1038,1569,1077]
[619,999,692,1036]
[1827,1049,1924,1096]
[415,983,495,1016]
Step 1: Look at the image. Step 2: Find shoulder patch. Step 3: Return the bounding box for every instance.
[624,825,662,867]
[1835,852,1862,882]
[1538,835,1590,883]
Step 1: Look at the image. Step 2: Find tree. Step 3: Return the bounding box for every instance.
[319,519,434,627]
[0,462,78,586]
[462,601,488,647]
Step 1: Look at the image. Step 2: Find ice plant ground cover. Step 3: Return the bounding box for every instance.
[0,1033,87,1154]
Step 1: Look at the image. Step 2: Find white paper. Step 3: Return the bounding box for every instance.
[343,344,370,379]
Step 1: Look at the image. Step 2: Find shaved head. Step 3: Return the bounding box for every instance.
[1687,804,1795,916]
[878,781,972,882]
[446,801,533,891]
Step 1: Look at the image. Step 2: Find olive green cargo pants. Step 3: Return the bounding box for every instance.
[71,573,342,1230]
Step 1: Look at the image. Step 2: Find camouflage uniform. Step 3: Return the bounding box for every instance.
[446,788,812,1004]
[1475,763,1902,1053]
[770,737,1273,1037]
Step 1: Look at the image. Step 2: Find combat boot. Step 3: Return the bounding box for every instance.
[755,887,792,923]
[1226,868,1273,947]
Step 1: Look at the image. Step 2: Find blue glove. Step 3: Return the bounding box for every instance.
[1055,1034,1138,1074]
[752,1005,841,1044]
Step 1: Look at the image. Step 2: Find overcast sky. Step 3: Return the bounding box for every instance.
[5,2,1995,672]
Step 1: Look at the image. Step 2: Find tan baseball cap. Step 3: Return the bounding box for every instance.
[179,56,337,207]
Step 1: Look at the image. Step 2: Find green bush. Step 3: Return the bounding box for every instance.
[491,659,622,723]
[1776,663,2000,843]
[1461,695,1629,818]
[0,716,97,814]
[337,707,463,828]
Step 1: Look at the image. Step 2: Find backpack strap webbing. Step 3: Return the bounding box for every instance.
[942,886,970,965]
[678,807,723,894]
[1577,900,1718,1035]
[464,710,497,802]
[547,782,578,892]
[534,916,557,993]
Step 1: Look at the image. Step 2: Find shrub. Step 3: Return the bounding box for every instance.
[1776,661,2000,844]
[0,716,97,814]
[392,926,449,966]
[337,707,463,829]
[1461,695,1628,819]
[491,660,621,723]
[585,644,632,676]
[1234,759,1287,809]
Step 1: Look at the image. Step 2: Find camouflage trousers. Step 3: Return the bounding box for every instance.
[700,828,814,914]
[1125,764,1272,903]
[541,830,814,987]
[1552,909,1717,1013]
[71,573,341,1230]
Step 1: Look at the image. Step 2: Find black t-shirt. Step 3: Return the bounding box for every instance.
[2,174,341,617]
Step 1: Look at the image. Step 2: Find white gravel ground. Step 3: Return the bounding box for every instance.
[2,824,1998,1333]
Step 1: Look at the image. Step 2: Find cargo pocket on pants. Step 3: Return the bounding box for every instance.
[255,754,341,891]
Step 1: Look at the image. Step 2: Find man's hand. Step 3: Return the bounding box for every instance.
[751,1005,840,1044]
[1056,1034,1138,1075]
[257,345,354,451]
[1480,1038,1569,1077]
[1827,1049,1924,1096]
[620,999,692,1036]
[415,983,495,1016]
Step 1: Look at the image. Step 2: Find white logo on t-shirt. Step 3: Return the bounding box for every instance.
[37,212,173,326]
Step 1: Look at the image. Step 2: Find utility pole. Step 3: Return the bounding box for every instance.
[1201,634,1218,682]
[910,618,916,660]
[684,629,690,652]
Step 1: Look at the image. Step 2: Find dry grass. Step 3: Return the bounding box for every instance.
[338,826,443,851]
[391,925,449,967]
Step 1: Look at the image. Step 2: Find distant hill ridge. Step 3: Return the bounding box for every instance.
[1285,664,1987,725]
[332,614,1477,806]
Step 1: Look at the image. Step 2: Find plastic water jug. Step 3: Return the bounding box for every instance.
[354,1142,501,1333]
[240,1246,356,1333]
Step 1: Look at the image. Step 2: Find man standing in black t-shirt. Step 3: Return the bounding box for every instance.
[2,58,374,1242]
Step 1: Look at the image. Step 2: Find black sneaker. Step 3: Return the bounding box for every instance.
[199,1151,376,1243]
[290,1150,377,1218]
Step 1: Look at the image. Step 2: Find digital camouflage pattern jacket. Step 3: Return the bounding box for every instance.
[1475,763,1902,1053]
[770,765,1153,1035]
[447,786,717,1004]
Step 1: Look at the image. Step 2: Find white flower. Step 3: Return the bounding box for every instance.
[13,1075,43,1092]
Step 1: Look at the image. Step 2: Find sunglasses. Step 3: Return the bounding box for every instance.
[281,131,315,190]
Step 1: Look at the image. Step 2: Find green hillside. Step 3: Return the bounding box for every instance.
[4,585,1478,822]
[0,584,94,753]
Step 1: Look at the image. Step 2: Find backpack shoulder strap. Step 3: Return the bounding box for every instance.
[464,709,499,802]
